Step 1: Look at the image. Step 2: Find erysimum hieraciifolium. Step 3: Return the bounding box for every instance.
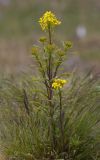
[39,11,61,31]
[52,78,67,90]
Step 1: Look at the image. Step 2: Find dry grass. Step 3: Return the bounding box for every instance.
[0,153,6,160]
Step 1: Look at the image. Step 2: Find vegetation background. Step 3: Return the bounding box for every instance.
[0,0,100,74]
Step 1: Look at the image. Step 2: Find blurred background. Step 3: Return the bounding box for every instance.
[0,0,100,74]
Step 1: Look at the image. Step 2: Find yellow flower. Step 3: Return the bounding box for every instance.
[39,11,61,31]
[52,79,67,90]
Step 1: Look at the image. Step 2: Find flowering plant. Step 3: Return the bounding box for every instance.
[39,11,61,31]
[32,11,72,154]
[0,11,99,160]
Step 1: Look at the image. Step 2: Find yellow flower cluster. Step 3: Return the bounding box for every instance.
[52,79,67,90]
[39,11,61,31]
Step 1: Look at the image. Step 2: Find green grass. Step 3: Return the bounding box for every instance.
[0,4,100,159]
[0,73,100,159]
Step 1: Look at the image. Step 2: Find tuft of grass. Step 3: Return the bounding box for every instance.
[0,73,100,160]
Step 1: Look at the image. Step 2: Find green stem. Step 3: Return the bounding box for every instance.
[59,89,64,151]
[48,25,52,80]
[48,24,52,45]
[47,24,55,151]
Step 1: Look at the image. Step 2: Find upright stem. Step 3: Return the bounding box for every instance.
[48,24,52,81]
[48,25,52,45]
[59,89,64,151]
[47,25,55,151]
